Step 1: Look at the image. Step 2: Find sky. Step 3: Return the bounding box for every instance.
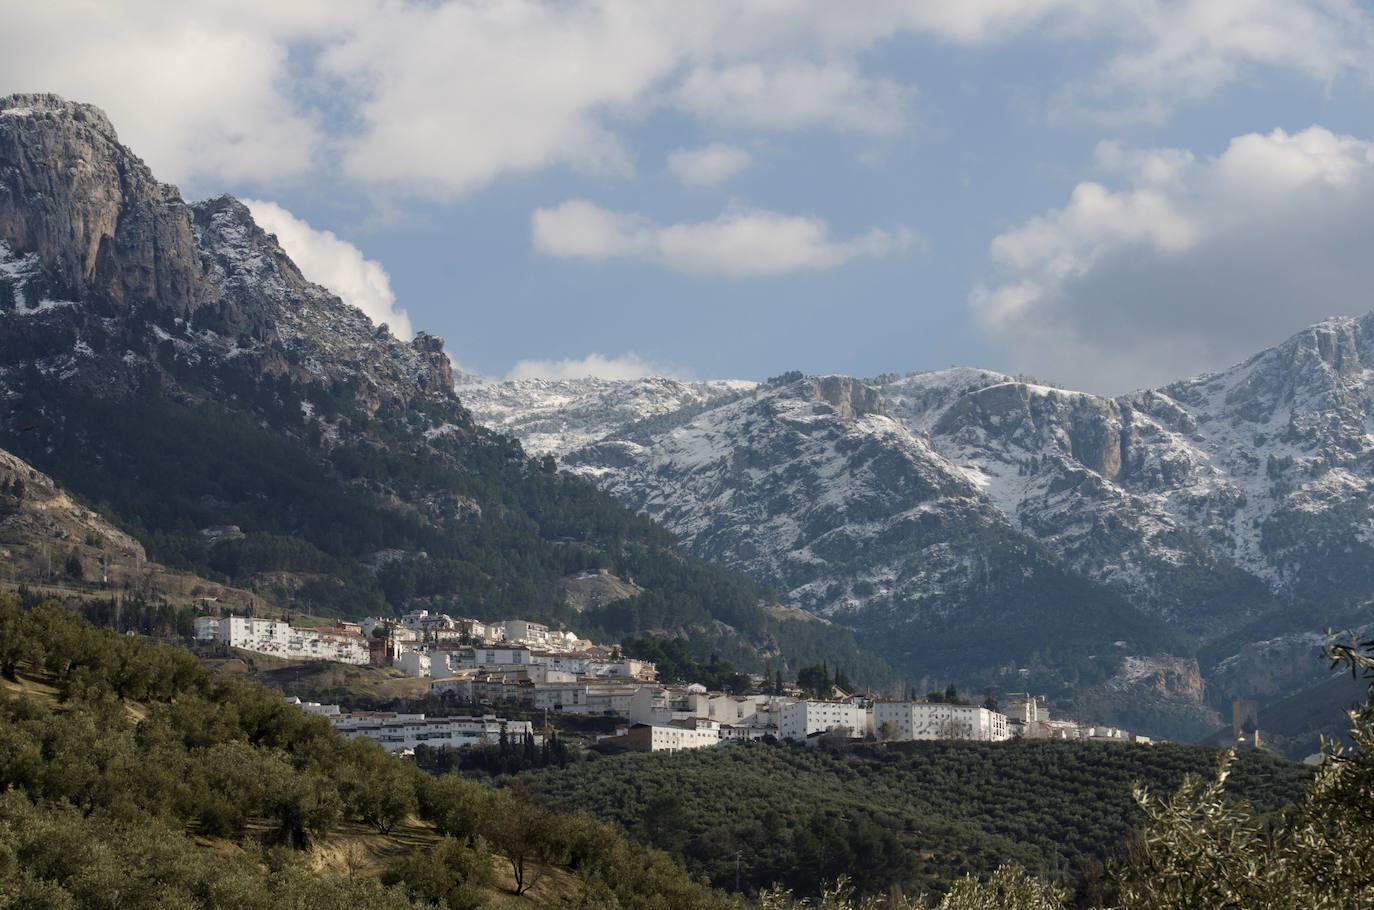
[4,1,1374,394]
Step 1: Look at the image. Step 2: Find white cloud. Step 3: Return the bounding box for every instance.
[667,143,752,186]
[532,199,915,278]
[0,2,333,189]
[972,126,1374,393]
[1057,0,1374,124]
[675,61,910,135]
[243,199,413,340]
[318,1,666,196]
[3,2,1372,196]
[506,352,678,381]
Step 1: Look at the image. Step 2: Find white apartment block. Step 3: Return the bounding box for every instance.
[497,619,553,648]
[463,644,532,667]
[621,721,721,752]
[329,711,534,753]
[396,649,432,678]
[873,702,1011,742]
[195,616,369,665]
[779,700,870,742]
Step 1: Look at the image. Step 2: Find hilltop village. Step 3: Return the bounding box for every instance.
[198,608,1154,754]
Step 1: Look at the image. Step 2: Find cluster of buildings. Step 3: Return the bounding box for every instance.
[286,696,535,754]
[1001,693,1152,744]
[194,615,370,665]
[586,693,1015,753]
[365,610,652,678]
[581,689,1150,754]
[198,612,1151,756]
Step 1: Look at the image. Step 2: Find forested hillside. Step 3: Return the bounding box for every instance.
[520,738,1309,900]
[0,594,734,908]
[0,94,888,684]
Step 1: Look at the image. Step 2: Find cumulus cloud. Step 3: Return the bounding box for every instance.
[971,126,1374,393]
[667,143,752,186]
[532,199,915,278]
[0,2,332,189]
[244,199,413,340]
[4,2,1372,195]
[506,352,679,381]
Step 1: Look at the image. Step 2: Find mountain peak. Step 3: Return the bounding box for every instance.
[0,93,117,139]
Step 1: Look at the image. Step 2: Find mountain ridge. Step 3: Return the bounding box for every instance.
[0,93,888,684]
[460,311,1374,731]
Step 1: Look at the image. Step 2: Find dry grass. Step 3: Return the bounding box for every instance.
[0,668,60,705]
[305,819,584,906]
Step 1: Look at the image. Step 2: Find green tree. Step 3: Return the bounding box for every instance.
[339,737,419,834]
[386,835,493,910]
[488,789,563,896]
[798,663,833,699]
[64,548,83,581]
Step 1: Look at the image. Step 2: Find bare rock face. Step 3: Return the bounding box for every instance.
[932,382,1124,481]
[808,375,885,419]
[0,93,463,423]
[0,93,206,314]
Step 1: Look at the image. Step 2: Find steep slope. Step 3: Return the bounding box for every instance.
[565,376,1185,690]
[512,321,1374,722]
[0,444,261,611]
[885,372,1280,635]
[1137,315,1374,603]
[0,94,883,681]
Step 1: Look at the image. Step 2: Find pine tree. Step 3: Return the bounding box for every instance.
[65,548,83,581]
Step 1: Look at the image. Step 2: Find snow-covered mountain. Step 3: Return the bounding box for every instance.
[456,376,756,457]
[463,317,1374,724]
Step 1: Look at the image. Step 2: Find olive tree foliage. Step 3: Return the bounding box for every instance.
[384,835,494,910]
[1114,632,1374,909]
[756,633,1374,910]
[757,868,1065,910]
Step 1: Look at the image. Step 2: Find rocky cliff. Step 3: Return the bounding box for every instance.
[0,94,455,410]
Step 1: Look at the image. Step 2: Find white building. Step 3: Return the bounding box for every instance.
[396,649,432,678]
[496,620,553,649]
[329,711,535,753]
[615,721,721,752]
[460,644,532,668]
[873,702,1011,742]
[196,616,369,665]
[284,696,341,717]
[779,700,870,742]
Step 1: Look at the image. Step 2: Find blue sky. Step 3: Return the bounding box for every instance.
[5,2,1374,393]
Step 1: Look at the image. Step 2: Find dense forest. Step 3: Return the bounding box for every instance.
[0,594,736,909]
[3,385,890,685]
[518,736,1311,900]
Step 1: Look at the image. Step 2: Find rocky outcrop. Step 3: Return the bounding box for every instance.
[808,375,884,419]
[0,93,206,314]
[0,93,462,422]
